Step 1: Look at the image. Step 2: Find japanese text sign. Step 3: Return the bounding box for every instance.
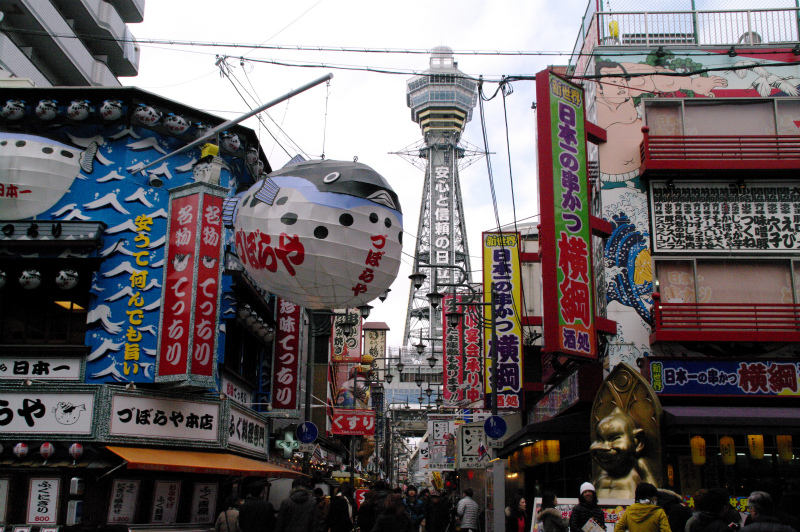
[109,394,219,442]
[536,70,597,359]
[482,232,524,410]
[428,415,457,470]
[151,481,181,524]
[190,483,217,524]
[649,358,800,397]
[331,408,375,436]
[430,163,455,283]
[271,298,303,411]
[0,356,82,380]
[228,405,267,455]
[443,294,483,406]
[330,309,362,363]
[0,391,95,435]
[156,183,225,386]
[27,478,60,525]
[107,480,140,524]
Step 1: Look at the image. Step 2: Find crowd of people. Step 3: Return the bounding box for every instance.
[215,478,800,532]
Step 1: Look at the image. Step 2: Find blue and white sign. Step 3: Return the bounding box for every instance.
[483,415,507,439]
[296,421,318,444]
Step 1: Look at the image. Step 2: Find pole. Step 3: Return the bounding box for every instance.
[140,73,334,171]
[350,321,358,485]
[302,309,315,475]
[490,282,498,417]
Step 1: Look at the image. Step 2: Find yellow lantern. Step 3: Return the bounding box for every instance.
[777,435,793,462]
[533,440,545,465]
[361,353,375,365]
[747,435,764,460]
[719,436,736,466]
[522,445,535,467]
[667,463,674,486]
[544,440,561,463]
[691,435,706,466]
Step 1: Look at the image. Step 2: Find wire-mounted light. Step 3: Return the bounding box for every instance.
[446,310,463,328]
[415,340,426,355]
[384,372,394,384]
[379,288,391,302]
[427,354,438,369]
[358,305,373,319]
[415,371,424,388]
[426,291,444,309]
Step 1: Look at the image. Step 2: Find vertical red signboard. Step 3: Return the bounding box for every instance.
[271,297,302,411]
[442,294,464,404]
[156,183,225,388]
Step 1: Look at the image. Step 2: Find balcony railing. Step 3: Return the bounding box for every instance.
[639,126,800,174]
[650,292,800,343]
[570,8,800,75]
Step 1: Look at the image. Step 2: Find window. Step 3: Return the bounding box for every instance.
[644,98,789,135]
[223,319,270,386]
[0,262,90,345]
[656,259,794,304]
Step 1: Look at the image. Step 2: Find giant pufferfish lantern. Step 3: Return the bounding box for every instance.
[225,159,402,310]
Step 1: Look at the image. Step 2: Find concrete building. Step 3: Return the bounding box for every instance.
[0,0,143,86]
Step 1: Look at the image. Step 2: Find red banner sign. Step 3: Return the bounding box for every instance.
[158,194,199,376]
[442,295,464,403]
[462,299,483,404]
[157,184,225,387]
[331,408,375,436]
[190,195,223,377]
[271,298,302,410]
[442,294,483,406]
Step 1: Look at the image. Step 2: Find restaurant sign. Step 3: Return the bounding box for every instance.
[649,358,800,397]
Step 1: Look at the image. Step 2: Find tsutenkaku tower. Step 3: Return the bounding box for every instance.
[403,46,478,345]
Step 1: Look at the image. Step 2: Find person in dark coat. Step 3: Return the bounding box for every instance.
[358,490,381,532]
[570,483,606,532]
[424,490,452,532]
[741,492,797,532]
[506,494,530,532]
[658,489,693,532]
[372,493,414,532]
[239,481,276,532]
[326,482,356,532]
[372,481,393,511]
[276,478,318,532]
[688,489,739,532]
[403,485,426,529]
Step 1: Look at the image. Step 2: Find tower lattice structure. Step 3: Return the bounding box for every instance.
[401,46,479,347]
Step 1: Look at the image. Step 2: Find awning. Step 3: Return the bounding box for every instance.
[663,406,800,435]
[106,447,303,477]
[499,410,591,457]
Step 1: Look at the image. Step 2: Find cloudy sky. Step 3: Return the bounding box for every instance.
[126,0,589,347]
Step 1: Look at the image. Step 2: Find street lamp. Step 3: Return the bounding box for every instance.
[409,271,426,289]
[426,291,444,309]
[435,395,444,408]
[414,370,424,388]
[379,288,391,302]
[358,305,373,319]
[415,340,426,355]
[425,384,433,398]
[446,309,463,328]
[427,353,438,369]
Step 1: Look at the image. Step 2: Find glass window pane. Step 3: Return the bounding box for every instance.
[684,100,775,135]
[777,100,800,134]
[656,260,695,303]
[696,260,790,303]
[645,101,683,135]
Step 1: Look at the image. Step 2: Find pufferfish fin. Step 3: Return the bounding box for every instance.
[222,194,242,229]
[253,177,280,206]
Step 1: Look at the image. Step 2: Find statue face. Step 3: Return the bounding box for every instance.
[590,413,643,475]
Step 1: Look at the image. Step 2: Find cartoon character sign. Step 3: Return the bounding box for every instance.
[228,159,403,309]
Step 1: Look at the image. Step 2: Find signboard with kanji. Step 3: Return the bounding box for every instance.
[271,298,303,413]
[330,310,362,363]
[536,70,597,360]
[649,358,800,397]
[483,232,524,410]
[331,408,375,436]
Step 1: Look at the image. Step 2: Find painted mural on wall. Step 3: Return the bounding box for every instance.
[593,49,800,368]
[0,91,261,384]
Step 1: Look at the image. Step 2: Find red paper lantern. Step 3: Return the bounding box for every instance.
[40,442,55,460]
[69,443,84,460]
[13,442,28,458]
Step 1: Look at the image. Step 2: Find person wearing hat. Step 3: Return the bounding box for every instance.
[615,483,670,532]
[424,490,452,532]
[570,483,606,532]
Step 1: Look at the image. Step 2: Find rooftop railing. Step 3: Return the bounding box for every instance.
[569,8,800,75]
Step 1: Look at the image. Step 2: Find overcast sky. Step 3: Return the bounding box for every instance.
[126,0,589,347]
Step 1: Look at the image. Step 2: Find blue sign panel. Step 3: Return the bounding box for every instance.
[296,421,318,443]
[484,415,507,439]
[649,359,800,397]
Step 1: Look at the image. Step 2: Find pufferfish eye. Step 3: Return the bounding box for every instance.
[323,172,340,183]
[367,190,397,210]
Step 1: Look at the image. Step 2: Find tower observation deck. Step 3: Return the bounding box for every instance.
[403,46,478,348]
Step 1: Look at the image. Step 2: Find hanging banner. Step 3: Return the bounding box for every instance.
[331,408,375,436]
[156,183,226,388]
[649,358,800,397]
[190,483,217,524]
[271,298,303,412]
[363,329,387,366]
[442,294,465,404]
[536,70,597,360]
[330,309,362,363]
[428,415,457,470]
[482,232,524,410]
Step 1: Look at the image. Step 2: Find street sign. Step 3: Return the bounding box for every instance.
[484,415,507,439]
[488,439,504,449]
[299,443,315,453]
[297,421,319,444]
